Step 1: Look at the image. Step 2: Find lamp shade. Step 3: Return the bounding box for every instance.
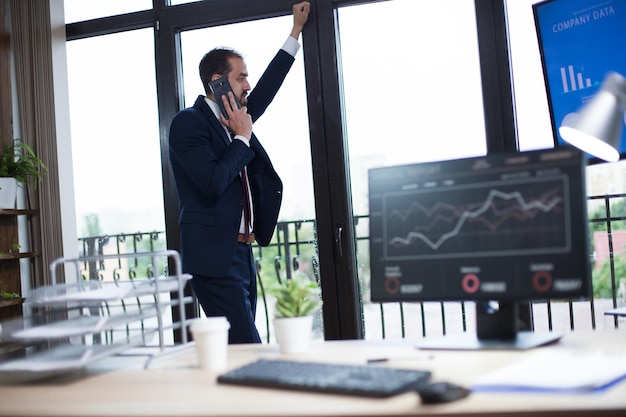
[558,72,626,163]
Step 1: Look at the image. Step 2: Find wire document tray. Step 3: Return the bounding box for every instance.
[217,359,432,398]
[0,250,192,379]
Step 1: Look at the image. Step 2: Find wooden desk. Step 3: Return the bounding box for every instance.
[0,330,625,417]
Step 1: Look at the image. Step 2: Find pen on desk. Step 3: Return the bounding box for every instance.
[367,358,389,364]
[367,355,434,364]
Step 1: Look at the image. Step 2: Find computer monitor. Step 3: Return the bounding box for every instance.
[533,0,626,163]
[368,147,592,350]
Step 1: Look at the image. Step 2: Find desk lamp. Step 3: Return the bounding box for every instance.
[559,71,626,162]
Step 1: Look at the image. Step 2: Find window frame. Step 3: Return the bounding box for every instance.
[64,0,518,340]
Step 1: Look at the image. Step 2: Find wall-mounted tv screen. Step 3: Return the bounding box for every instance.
[533,0,626,163]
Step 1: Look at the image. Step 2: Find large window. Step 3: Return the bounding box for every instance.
[63,0,152,24]
[338,0,487,338]
[180,17,315,221]
[506,0,626,201]
[505,0,554,152]
[178,17,318,339]
[62,0,598,339]
[65,29,164,238]
[505,0,626,328]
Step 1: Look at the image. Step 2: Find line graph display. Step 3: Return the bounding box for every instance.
[368,148,590,303]
[382,177,570,260]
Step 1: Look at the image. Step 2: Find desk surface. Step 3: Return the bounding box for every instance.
[0,330,625,417]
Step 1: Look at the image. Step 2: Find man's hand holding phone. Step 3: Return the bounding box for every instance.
[209,76,252,140]
[221,92,252,140]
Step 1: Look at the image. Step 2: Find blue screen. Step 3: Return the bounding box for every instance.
[533,0,626,161]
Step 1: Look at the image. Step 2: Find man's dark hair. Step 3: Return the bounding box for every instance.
[199,48,244,95]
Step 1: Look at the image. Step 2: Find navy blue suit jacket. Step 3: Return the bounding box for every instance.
[169,49,293,277]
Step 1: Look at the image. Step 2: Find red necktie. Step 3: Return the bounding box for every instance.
[241,167,252,241]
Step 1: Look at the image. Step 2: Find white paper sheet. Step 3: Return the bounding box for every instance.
[472,350,626,392]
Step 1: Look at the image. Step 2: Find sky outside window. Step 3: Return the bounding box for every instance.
[65,29,164,236]
[180,16,315,221]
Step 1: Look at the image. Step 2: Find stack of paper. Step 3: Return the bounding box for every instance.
[472,350,626,393]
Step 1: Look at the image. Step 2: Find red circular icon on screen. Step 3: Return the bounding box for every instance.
[461,274,480,293]
[385,277,400,294]
[532,271,552,292]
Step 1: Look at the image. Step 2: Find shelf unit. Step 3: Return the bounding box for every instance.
[0,208,38,322]
[0,250,193,380]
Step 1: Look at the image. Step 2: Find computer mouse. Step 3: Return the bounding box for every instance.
[417,381,470,404]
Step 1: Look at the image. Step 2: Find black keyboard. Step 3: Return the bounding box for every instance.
[217,359,431,398]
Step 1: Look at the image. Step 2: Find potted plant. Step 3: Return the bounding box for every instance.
[0,139,47,208]
[0,278,21,308]
[267,275,323,353]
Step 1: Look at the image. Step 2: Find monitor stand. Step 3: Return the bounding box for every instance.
[416,301,562,351]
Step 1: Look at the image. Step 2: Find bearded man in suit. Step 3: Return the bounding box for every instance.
[168,2,310,344]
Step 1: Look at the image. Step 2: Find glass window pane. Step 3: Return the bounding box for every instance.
[179,17,319,341]
[505,0,554,152]
[507,0,625,328]
[64,0,152,24]
[180,17,315,221]
[66,29,165,237]
[506,0,626,209]
[338,0,487,340]
[340,0,486,217]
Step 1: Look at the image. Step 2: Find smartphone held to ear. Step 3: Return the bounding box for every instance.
[209,76,241,119]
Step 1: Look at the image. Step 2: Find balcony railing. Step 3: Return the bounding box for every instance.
[78,194,626,344]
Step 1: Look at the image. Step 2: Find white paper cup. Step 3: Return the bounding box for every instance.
[189,317,230,371]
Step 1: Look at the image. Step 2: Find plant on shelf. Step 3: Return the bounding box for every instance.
[0,139,47,187]
[266,276,323,353]
[1,291,19,299]
[0,243,21,256]
[0,139,47,208]
[0,279,20,300]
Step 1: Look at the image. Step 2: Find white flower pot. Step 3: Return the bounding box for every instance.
[0,178,17,209]
[273,315,314,354]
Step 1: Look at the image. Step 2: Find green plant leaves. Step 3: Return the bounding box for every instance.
[0,139,47,186]
[267,276,323,318]
[0,291,20,299]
